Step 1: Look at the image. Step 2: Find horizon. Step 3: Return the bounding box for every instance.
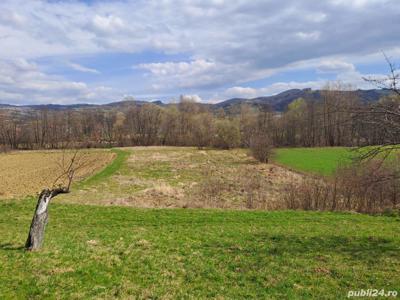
[0,87,390,107]
[0,0,399,105]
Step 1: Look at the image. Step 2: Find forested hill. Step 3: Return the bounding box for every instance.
[0,88,392,113]
[214,88,392,112]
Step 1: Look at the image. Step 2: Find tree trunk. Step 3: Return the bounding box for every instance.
[25,189,53,251]
[25,187,69,251]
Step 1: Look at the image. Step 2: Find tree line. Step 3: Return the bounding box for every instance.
[0,84,399,152]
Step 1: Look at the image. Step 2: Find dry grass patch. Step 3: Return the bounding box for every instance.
[60,147,304,209]
[0,150,115,199]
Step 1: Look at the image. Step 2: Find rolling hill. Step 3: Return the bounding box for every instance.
[0,88,392,113]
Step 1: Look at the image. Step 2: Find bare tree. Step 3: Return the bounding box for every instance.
[249,133,273,163]
[25,149,91,251]
[354,55,400,161]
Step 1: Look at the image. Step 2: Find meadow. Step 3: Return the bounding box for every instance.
[58,147,303,210]
[273,147,353,176]
[0,146,399,299]
[1,199,399,299]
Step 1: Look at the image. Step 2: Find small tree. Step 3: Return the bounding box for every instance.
[249,133,273,163]
[213,119,240,150]
[191,112,214,149]
[355,55,400,160]
[25,149,90,251]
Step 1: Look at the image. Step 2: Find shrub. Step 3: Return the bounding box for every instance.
[213,119,241,149]
[249,133,273,163]
[284,156,400,214]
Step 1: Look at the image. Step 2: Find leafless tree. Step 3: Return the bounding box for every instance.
[25,149,92,251]
[249,133,273,163]
[354,55,400,161]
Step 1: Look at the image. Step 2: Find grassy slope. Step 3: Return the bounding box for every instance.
[1,200,399,299]
[274,147,353,176]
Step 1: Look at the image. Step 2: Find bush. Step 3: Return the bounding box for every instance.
[213,119,240,149]
[284,156,400,214]
[249,133,273,163]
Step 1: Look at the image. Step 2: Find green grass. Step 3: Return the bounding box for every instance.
[274,147,354,176]
[1,200,399,299]
[74,148,130,189]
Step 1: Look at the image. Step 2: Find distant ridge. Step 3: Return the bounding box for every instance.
[214,88,392,112]
[0,88,393,112]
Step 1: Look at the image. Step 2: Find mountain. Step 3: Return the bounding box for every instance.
[215,88,392,112]
[0,88,393,113]
[103,100,165,108]
[0,99,165,111]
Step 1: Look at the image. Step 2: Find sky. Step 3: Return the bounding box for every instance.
[0,0,399,105]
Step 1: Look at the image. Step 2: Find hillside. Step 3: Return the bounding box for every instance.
[0,88,392,113]
[215,88,392,112]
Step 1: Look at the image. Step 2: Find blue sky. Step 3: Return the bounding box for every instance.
[0,0,399,105]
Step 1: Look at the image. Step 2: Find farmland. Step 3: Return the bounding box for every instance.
[0,150,115,199]
[273,147,353,176]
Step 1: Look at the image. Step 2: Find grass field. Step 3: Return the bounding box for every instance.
[59,147,302,209]
[0,199,399,299]
[0,150,115,199]
[274,147,353,176]
[1,147,398,299]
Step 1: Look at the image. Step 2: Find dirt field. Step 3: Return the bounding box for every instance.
[60,147,304,209]
[0,150,115,199]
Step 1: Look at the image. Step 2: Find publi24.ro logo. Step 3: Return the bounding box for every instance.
[348,289,398,298]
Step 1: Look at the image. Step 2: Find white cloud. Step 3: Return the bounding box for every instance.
[0,10,25,27]
[180,94,203,102]
[316,60,355,73]
[137,59,239,90]
[68,62,100,74]
[89,15,125,35]
[224,87,259,99]
[218,68,383,101]
[0,0,398,104]
[0,59,116,105]
[296,31,321,41]
[330,0,384,8]
[138,60,216,77]
[222,81,326,100]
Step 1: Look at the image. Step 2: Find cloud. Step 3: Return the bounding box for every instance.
[0,59,116,105]
[180,94,203,102]
[0,0,398,63]
[68,62,100,74]
[295,31,321,41]
[89,15,125,35]
[138,59,216,77]
[223,87,259,99]
[137,59,227,89]
[222,81,326,100]
[218,68,384,101]
[316,60,355,73]
[0,0,398,104]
